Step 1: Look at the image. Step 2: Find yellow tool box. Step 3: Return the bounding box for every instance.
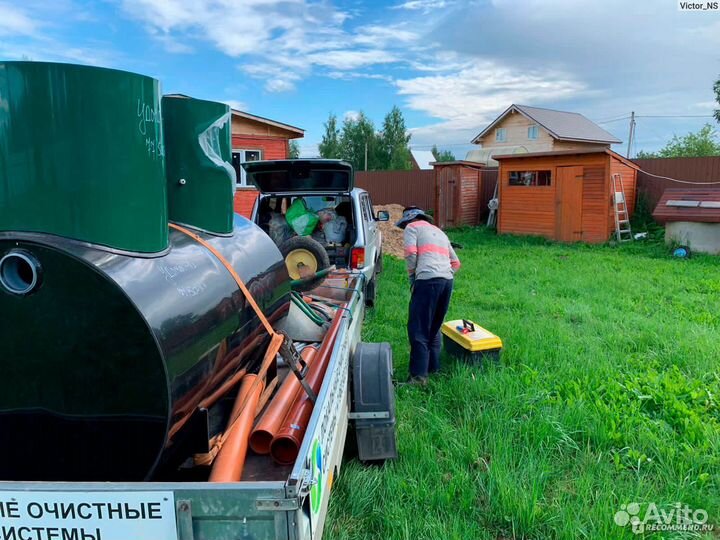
[441,319,503,364]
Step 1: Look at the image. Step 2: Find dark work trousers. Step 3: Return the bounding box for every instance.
[408,277,453,377]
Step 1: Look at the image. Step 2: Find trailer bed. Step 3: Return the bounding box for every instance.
[0,275,366,540]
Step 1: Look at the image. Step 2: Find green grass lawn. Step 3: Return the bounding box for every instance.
[327,228,720,540]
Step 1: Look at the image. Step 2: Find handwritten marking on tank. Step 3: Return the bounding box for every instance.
[176,282,208,297]
[158,261,198,282]
[145,137,165,159]
[137,99,163,160]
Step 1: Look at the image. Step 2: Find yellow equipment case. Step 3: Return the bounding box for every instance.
[441,319,503,364]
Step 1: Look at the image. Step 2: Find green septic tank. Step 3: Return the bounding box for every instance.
[162,95,235,235]
[0,62,168,253]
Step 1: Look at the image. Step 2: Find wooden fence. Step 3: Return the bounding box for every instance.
[355,170,435,209]
[634,157,720,209]
[356,158,720,226]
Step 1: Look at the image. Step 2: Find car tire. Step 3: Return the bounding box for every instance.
[365,275,376,308]
[279,236,331,292]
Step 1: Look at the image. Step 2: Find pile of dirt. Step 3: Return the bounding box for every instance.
[374,204,405,258]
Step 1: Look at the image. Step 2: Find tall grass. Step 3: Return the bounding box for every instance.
[327,228,720,540]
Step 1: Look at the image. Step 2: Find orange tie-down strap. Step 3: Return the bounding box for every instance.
[168,224,284,453]
[169,223,276,337]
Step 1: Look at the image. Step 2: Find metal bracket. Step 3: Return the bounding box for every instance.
[348,411,390,420]
[176,500,195,540]
[279,334,317,404]
[256,497,300,511]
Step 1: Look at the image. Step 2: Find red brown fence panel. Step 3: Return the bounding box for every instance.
[633,157,720,210]
[355,170,435,209]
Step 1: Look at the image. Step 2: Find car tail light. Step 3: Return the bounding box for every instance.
[350,248,365,269]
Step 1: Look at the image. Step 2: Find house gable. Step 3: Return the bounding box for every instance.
[471,104,620,153]
[231,113,304,140]
[473,109,555,153]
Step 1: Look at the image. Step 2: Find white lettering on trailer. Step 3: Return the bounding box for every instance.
[0,492,176,540]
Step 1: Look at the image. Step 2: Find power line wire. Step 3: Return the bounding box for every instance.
[636,114,715,119]
[637,168,720,185]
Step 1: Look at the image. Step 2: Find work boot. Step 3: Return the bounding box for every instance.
[403,375,428,387]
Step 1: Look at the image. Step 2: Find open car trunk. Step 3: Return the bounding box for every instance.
[245,160,358,269]
[243,159,354,195]
[256,194,357,268]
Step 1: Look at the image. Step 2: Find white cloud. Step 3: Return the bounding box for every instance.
[220,99,247,112]
[397,59,586,145]
[308,49,399,70]
[0,2,120,66]
[325,71,393,82]
[265,79,297,93]
[353,24,419,47]
[240,61,305,93]
[122,0,417,92]
[392,0,454,11]
[0,3,37,36]
[343,110,360,122]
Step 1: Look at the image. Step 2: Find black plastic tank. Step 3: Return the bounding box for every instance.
[0,216,289,481]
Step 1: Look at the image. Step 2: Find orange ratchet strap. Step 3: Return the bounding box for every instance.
[169,223,276,337]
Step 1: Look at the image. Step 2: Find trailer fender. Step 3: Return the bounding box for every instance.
[349,342,397,463]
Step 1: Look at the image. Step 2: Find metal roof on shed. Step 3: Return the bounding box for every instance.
[652,188,720,223]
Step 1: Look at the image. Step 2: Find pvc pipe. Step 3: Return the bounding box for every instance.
[209,374,264,482]
[270,311,344,465]
[249,346,318,455]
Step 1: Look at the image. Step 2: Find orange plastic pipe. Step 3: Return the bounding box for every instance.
[209,374,264,482]
[270,311,344,465]
[249,346,318,454]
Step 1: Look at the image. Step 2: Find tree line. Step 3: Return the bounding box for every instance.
[635,76,720,158]
[316,107,454,170]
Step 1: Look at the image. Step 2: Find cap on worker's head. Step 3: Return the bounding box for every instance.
[395,206,433,229]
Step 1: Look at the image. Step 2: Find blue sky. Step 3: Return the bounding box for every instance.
[1,0,719,158]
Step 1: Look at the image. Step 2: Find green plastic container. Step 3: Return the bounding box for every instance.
[0,62,168,253]
[162,95,235,235]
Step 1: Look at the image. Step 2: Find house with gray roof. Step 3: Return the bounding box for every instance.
[467,104,621,164]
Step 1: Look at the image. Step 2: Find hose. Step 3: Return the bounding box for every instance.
[291,293,324,325]
[289,266,336,290]
[290,292,325,326]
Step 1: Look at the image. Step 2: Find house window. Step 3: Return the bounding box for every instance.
[528,125,539,140]
[232,149,262,187]
[495,128,507,142]
[508,170,552,187]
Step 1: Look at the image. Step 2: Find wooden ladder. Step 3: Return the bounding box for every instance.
[611,173,633,242]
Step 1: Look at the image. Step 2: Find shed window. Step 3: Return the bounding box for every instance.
[528,125,539,140]
[508,170,552,187]
[495,128,507,142]
[232,149,262,187]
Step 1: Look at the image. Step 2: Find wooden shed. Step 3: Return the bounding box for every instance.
[494,149,639,243]
[434,161,498,228]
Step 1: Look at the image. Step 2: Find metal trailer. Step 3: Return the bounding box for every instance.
[0,276,395,540]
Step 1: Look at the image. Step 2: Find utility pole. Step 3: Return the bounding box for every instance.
[364,142,368,171]
[626,111,636,158]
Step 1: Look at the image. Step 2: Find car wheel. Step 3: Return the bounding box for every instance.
[279,236,331,292]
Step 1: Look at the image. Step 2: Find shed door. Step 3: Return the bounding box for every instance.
[555,166,584,242]
[437,167,456,228]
